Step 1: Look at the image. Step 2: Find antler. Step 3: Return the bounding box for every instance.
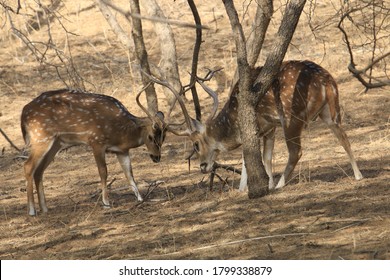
[141,70,194,135]
[136,81,155,120]
[195,68,222,122]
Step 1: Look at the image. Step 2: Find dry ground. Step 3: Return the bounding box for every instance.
[0,1,389,260]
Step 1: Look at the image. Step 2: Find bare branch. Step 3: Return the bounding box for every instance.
[187,0,202,121]
[337,0,390,91]
[4,1,87,89]
[99,0,208,30]
[0,128,21,152]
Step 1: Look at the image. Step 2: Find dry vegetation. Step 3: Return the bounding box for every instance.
[0,1,389,260]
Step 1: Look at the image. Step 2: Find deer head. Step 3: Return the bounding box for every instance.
[136,88,167,162]
[144,70,228,174]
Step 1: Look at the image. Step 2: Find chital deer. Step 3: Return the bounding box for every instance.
[161,60,363,191]
[21,88,167,216]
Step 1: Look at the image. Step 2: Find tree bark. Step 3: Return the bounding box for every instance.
[230,0,273,90]
[246,0,273,67]
[96,0,158,113]
[95,0,134,50]
[129,0,158,114]
[142,0,182,108]
[187,0,202,121]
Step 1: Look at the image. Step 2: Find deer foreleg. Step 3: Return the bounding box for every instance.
[263,129,275,190]
[116,152,143,201]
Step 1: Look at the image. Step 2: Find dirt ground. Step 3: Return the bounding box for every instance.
[0,1,389,260]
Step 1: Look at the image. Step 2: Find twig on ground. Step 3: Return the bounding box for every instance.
[0,128,21,152]
[135,180,165,207]
[193,233,312,251]
[332,219,370,233]
[208,161,241,190]
[84,192,102,222]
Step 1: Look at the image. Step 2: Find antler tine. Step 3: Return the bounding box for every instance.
[136,81,155,121]
[196,78,219,122]
[141,70,194,132]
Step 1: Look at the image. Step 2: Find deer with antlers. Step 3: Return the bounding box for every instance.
[21,88,167,216]
[150,60,363,191]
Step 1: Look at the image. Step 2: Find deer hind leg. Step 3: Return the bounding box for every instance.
[275,125,303,189]
[319,107,363,180]
[24,139,58,216]
[116,152,143,201]
[263,129,275,190]
[33,140,62,214]
[91,145,110,207]
[238,154,248,192]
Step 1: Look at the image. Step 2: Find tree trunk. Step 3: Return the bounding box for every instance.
[253,0,307,98]
[230,0,273,91]
[187,0,202,121]
[223,0,268,198]
[96,0,158,113]
[246,0,273,67]
[238,71,269,198]
[95,0,134,51]
[142,0,182,108]
[129,0,158,114]
[224,0,306,199]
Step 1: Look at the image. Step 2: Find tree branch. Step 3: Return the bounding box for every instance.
[0,128,21,152]
[187,0,202,121]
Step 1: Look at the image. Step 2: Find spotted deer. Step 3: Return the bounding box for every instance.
[163,60,363,190]
[21,88,167,216]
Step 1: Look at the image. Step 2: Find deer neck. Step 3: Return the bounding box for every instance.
[105,115,146,151]
[206,95,241,151]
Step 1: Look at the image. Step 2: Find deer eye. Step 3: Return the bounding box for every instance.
[148,135,154,142]
[194,141,200,152]
[153,123,159,130]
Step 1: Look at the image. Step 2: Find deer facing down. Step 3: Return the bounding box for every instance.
[21,88,166,216]
[167,60,363,190]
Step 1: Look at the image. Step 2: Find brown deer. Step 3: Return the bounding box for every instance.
[156,60,363,191]
[21,88,167,216]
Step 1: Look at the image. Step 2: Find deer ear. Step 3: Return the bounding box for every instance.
[155,111,165,121]
[190,118,205,133]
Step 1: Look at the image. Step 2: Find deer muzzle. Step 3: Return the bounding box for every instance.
[150,154,161,163]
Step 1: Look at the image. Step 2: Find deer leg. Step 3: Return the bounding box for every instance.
[276,128,302,189]
[263,129,275,190]
[116,152,143,201]
[24,140,56,216]
[238,154,248,192]
[33,140,62,214]
[91,146,110,207]
[329,124,363,180]
[320,110,363,180]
